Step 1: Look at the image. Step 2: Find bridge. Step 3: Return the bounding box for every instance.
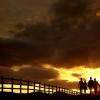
[0,76,80,95]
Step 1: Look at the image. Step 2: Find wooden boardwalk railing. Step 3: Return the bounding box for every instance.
[0,76,80,95]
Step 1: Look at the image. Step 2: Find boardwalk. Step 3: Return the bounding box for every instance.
[0,76,79,95]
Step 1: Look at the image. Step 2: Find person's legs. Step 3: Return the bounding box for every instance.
[80,89,82,94]
[90,88,92,94]
[94,88,97,95]
[80,88,83,94]
[84,89,86,94]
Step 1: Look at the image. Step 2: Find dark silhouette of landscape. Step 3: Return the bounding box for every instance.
[1,76,100,100]
[1,91,100,100]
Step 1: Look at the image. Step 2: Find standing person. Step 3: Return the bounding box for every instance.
[88,77,94,95]
[83,80,87,94]
[93,78,99,95]
[78,78,84,94]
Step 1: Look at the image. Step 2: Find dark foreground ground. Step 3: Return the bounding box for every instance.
[0,92,100,100]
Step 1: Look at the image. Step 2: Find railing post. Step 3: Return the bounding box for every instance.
[33,81,36,93]
[1,76,4,93]
[27,80,29,94]
[48,84,50,94]
[44,84,46,93]
[39,82,41,92]
[65,89,67,94]
[63,88,65,93]
[62,87,63,93]
[74,91,76,95]
[62,88,63,93]
[56,86,57,93]
[11,78,14,93]
[52,85,53,94]
[20,79,22,94]
[71,90,73,95]
[59,87,60,93]
[70,90,73,95]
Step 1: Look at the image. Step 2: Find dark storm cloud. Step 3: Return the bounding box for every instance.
[0,65,59,81]
[0,38,56,67]
[13,0,100,67]
[0,38,35,66]
[0,0,100,68]
[14,67,59,81]
[50,0,100,67]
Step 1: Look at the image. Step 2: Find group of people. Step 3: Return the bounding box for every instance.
[78,77,100,95]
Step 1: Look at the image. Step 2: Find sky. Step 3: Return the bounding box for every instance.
[0,0,100,91]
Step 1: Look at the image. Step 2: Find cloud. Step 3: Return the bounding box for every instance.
[72,73,82,78]
[15,66,59,81]
[0,38,39,67]
[0,0,56,37]
[0,0,100,68]
[13,0,100,68]
[0,36,63,67]
[0,65,59,82]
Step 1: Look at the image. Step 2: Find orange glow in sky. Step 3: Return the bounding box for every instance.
[42,64,100,94]
[4,64,100,94]
[42,64,100,83]
[58,66,100,83]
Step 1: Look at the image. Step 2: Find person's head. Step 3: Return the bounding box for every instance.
[94,78,96,81]
[90,77,92,80]
[80,78,82,81]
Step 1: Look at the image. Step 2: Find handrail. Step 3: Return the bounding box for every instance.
[0,76,80,95]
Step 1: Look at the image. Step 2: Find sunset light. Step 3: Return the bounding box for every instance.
[42,64,100,83]
[58,66,100,83]
[2,64,100,94]
[0,0,100,98]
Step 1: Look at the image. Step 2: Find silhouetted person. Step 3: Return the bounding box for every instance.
[78,78,84,94]
[93,78,99,95]
[83,80,87,94]
[88,77,94,94]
